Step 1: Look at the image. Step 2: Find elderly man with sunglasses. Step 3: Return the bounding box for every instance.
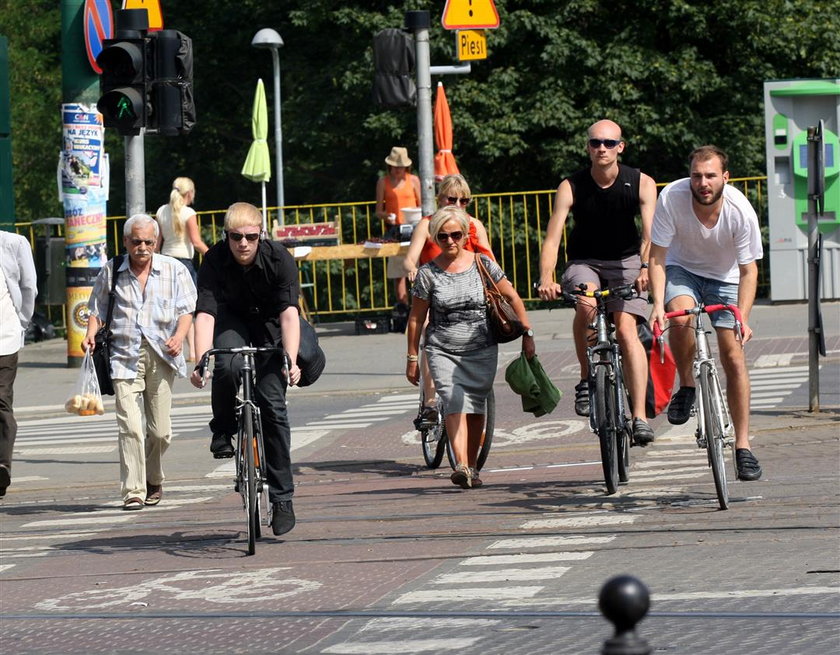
[190,202,301,537]
[538,119,658,446]
[84,214,197,510]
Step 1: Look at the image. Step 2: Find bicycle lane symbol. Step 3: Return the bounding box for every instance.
[400,419,587,447]
[34,567,322,611]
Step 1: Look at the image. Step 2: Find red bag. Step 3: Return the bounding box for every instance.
[637,322,677,418]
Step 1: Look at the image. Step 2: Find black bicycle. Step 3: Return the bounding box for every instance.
[198,345,282,555]
[563,284,638,495]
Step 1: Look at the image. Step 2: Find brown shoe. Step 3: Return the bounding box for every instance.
[145,483,163,506]
[450,464,472,489]
[469,467,483,489]
[123,497,144,511]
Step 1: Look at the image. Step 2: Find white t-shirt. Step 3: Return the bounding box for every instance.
[0,263,22,354]
[652,178,763,284]
[155,204,197,259]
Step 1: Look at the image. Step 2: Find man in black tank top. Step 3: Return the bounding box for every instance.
[538,119,658,445]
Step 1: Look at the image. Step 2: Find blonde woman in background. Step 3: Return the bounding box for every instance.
[155,177,208,360]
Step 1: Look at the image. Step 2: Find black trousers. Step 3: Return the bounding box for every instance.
[0,352,19,475]
[209,313,293,502]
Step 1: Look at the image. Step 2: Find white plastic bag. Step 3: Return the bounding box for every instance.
[65,351,105,416]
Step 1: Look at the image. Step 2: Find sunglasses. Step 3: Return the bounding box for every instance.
[436,231,464,243]
[228,231,261,242]
[130,238,155,247]
[446,197,471,206]
[588,138,622,149]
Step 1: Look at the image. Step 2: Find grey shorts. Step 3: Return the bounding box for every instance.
[561,256,649,319]
[665,265,739,329]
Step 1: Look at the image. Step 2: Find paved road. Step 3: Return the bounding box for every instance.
[1,303,839,654]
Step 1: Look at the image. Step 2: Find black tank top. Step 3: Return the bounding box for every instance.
[565,164,641,260]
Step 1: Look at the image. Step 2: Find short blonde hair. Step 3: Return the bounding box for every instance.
[437,174,471,203]
[224,202,262,231]
[429,205,469,242]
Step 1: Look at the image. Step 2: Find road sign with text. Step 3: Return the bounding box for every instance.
[442,0,500,30]
[456,30,487,61]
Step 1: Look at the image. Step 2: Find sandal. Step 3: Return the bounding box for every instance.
[450,464,472,489]
[123,497,144,511]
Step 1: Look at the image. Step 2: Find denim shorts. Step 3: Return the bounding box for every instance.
[665,265,739,328]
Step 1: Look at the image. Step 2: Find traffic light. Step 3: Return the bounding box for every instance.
[96,37,148,135]
[147,30,195,135]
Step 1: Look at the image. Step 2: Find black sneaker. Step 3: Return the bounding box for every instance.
[736,449,762,481]
[574,380,590,417]
[667,386,696,425]
[632,418,655,446]
[271,500,296,536]
[210,433,234,459]
[0,464,9,497]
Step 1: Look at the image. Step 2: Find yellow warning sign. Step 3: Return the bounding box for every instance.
[456,30,488,61]
[442,0,500,30]
[122,0,164,31]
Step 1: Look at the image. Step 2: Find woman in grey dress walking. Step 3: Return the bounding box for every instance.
[406,206,535,489]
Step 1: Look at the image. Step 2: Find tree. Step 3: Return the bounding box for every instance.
[3,0,839,221]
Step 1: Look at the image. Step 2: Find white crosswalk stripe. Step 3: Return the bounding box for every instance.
[749,364,809,409]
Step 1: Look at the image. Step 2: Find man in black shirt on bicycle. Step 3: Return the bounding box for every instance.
[538,119,657,445]
[190,202,302,536]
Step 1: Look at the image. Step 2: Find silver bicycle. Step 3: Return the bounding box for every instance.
[654,303,743,510]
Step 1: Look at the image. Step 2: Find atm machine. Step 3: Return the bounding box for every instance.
[764,79,840,301]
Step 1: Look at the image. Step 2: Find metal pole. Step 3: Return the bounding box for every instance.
[407,11,435,217]
[806,126,821,412]
[270,47,284,226]
[124,132,146,217]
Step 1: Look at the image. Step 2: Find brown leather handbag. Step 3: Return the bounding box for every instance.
[475,254,525,344]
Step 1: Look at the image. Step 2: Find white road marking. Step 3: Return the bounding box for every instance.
[393,586,543,604]
[322,639,481,654]
[22,496,214,527]
[488,535,616,549]
[460,552,593,566]
[433,566,571,584]
[521,514,637,530]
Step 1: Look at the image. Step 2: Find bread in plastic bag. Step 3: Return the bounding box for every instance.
[65,351,106,416]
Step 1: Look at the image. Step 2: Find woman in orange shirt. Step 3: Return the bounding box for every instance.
[375,147,421,306]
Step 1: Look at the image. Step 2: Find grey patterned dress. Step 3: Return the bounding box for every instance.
[412,254,505,414]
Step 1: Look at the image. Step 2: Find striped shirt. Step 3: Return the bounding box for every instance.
[412,254,506,353]
[88,254,197,379]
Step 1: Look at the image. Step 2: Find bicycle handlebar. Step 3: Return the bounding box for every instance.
[652,303,744,363]
[197,345,286,380]
[535,282,638,307]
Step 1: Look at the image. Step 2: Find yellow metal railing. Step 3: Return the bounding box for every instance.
[13,177,768,325]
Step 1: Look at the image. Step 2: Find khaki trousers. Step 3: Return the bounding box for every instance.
[113,341,175,502]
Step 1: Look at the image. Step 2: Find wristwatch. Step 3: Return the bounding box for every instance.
[640,262,649,269]
[524,328,534,337]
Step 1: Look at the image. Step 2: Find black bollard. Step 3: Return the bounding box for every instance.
[599,575,652,655]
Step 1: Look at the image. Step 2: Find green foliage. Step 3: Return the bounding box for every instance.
[3,0,839,221]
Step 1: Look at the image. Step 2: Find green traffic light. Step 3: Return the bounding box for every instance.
[116,96,136,120]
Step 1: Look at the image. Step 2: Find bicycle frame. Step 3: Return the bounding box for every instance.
[654,303,743,509]
[198,345,283,554]
[564,284,636,494]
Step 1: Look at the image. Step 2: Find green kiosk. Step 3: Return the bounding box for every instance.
[764,79,840,301]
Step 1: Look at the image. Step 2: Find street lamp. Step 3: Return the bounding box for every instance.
[251,28,284,225]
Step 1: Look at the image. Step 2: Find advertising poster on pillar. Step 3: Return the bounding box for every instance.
[58,103,109,359]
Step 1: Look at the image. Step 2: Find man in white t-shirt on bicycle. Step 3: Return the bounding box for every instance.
[649,145,763,481]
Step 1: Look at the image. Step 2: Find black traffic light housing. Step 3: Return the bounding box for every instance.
[96,36,148,135]
[95,9,195,137]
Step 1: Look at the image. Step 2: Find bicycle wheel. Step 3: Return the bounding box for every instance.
[700,364,729,510]
[421,408,447,469]
[594,366,619,495]
[242,404,259,554]
[614,362,630,484]
[475,389,495,471]
[253,408,268,539]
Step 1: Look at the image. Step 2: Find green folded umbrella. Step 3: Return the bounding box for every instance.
[241,78,271,229]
